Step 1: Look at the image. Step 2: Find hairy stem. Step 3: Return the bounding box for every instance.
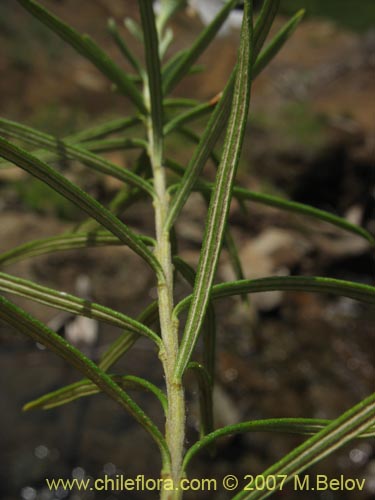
[139,2,185,491]
[147,114,185,495]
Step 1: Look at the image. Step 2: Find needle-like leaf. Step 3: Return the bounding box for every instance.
[0,272,162,347]
[174,276,375,317]
[166,160,375,245]
[0,118,152,196]
[24,375,168,415]
[162,0,239,94]
[16,0,146,113]
[99,300,159,371]
[0,231,154,267]
[232,392,375,499]
[107,18,144,76]
[165,75,235,231]
[253,0,280,58]
[253,9,305,78]
[174,257,216,436]
[0,138,161,275]
[0,295,170,466]
[183,416,375,470]
[175,0,254,378]
[188,362,214,439]
[139,0,164,153]
[157,0,184,34]
[165,6,304,231]
[163,98,219,136]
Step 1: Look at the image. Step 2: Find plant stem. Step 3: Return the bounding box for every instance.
[144,91,185,498]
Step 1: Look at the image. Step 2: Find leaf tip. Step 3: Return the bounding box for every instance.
[22,402,34,412]
[107,18,116,30]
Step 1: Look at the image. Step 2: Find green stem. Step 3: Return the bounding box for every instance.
[139,2,185,495]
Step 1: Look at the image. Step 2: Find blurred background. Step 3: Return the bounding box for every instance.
[0,1,374,499]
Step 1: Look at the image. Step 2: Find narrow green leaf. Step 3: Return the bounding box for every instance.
[76,137,147,154]
[107,18,144,75]
[70,116,141,143]
[253,0,280,58]
[157,0,184,34]
[165,76,235,230]
[175,1,254,378]
[0,295,170,466]
[159,27,174,60]
[183,417,375,469]
[163,98,219,136]
[166,161,375,245]
[253,9,305,78]
[174,257,216,435]
[0,116,141,170]
[223,228,249,303]
[233,185,374,245]
[124,17,143,42]
[165,7,306,230]
[163,97,200,109]
[0,138,161,275]
[16,0,146,113]
[174,276,375,317]
[74,150,151,234]
[232,392,375,500]
[162,0,239,94]
[188,362,214,439]
[139,0,164,154]
[0,231,154,267]
[0,272,161,347]
[24,375,168,415]
[0,118,152,196]
[99,300,159,371]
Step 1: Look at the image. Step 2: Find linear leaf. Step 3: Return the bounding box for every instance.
[24,375,168,414]
[175,1,254,378]
[124,17,143,42]
[107,18,144,75]
[74,150,152,234]
[163,97,200,109]
[157,0,184,33]
[253,0,280,58]
[173,257,217,382]
[233,186,374,244]
[165,76,235,230]
[99,300,159,371]
[183,417,375,469]
[0,231,154,267]
[223,228,249,303]
[174,258,216,435]
[162,0,239,94]
[166,161,375,245]
[165,7,306,229]
[0,295,170,465]
[159,27,174,60]
[0,116,141,170]
[139,0,164,152]
[163,98,219,136]
[71,116,141,143]
[232,392,375,500]
[253,9,305,78]
[188,362,214,439]
[0,138,161,274]
[16,0,146,112]
[0,118,152,196]
[0,272,161,347]
[174,276,375,317]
